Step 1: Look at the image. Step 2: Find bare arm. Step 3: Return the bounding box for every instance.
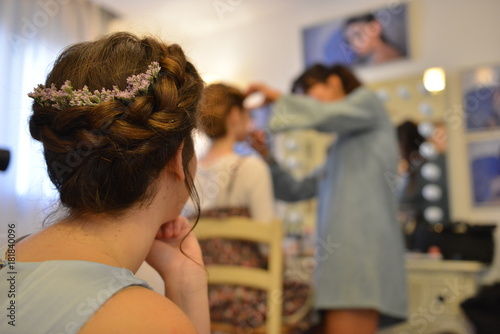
[146,217,210,334]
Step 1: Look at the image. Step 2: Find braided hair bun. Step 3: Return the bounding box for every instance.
[29,32,203,215]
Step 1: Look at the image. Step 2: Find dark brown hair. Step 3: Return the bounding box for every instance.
[29,32,204,217]
[396,120,425,193]
[197,83,244,139]
[291,63,362,95]
[396,120,425,166]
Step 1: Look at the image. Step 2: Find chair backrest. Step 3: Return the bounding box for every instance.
[194,216,283,334]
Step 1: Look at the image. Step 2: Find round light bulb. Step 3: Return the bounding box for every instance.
[376,89,390,102]
[422,184,442,202]
[423,67,446,93]
[284,138,299,151]
[397,85,411,100]
[419,142,438,160]
[418,122,435,138]
[421,163,441,181]
[419,102,434,116]
[285,157,302,169]
[424,206,444,223]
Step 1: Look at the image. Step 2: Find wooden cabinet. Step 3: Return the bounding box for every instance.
[381,259,485,334]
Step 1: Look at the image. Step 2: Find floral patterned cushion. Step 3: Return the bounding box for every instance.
[196,208,313,333]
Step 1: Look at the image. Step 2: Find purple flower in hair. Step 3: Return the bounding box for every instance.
[27,61,161,110]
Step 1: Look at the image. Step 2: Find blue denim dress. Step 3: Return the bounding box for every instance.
[268,87,408,326]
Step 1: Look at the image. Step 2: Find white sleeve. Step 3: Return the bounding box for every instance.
[239,156,276,223]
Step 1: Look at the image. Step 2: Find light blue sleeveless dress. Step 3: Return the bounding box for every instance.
[0,245,151,334]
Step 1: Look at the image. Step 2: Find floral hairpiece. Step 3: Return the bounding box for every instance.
[28,62,161,110]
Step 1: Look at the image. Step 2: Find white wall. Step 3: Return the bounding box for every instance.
[134,0,500,90]
[111,0,500,224]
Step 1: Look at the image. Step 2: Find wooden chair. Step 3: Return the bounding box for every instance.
[195,216,284,334]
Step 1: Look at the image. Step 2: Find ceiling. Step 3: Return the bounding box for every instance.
[92,0,173,16]
[93,0,299,17]
[90,0,331,38]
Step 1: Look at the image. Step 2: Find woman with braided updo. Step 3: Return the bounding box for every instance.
[0,32,209,334]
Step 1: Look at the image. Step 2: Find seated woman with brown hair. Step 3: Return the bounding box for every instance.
[185,83,312,332]
[190,83,275,221]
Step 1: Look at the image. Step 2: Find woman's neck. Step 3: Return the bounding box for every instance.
[68,209,163,272]
[201,136,237,164]
[15,206,161,272]
[15,174,183,274]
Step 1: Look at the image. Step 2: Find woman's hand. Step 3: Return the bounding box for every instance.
[246,83,282,105]
[249,130,271,160]
[146,216,204,281]
[146,216,209,334]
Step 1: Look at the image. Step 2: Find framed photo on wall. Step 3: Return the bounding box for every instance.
[462,65,500,132]
[468,139,500,206]
[303,3,409,67]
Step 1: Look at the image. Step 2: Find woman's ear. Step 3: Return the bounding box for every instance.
[168,141,185,181]
[225,106,243,135]
[227,106,241,126]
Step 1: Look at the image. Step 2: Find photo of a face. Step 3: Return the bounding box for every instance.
[462,66,500,131]
[344,20,378,56]
[303,3,408,67]
[468,139,500,206]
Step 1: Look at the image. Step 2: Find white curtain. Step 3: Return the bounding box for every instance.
[0,0,115,244]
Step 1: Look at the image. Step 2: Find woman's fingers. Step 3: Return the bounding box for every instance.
[156,216,190,241]
[249,130,270,158]
[246,83,281,103]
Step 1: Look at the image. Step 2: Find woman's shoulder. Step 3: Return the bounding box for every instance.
[238,154,269,173]
[349,87,388,113]
[79,286,196,334]
[350,86,378,101]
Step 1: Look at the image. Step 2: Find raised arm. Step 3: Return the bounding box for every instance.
[243,157,276,222]
[248,130,318,203]
[269,88,377,134]
[269,161,319,202]
[146,217,210,334]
